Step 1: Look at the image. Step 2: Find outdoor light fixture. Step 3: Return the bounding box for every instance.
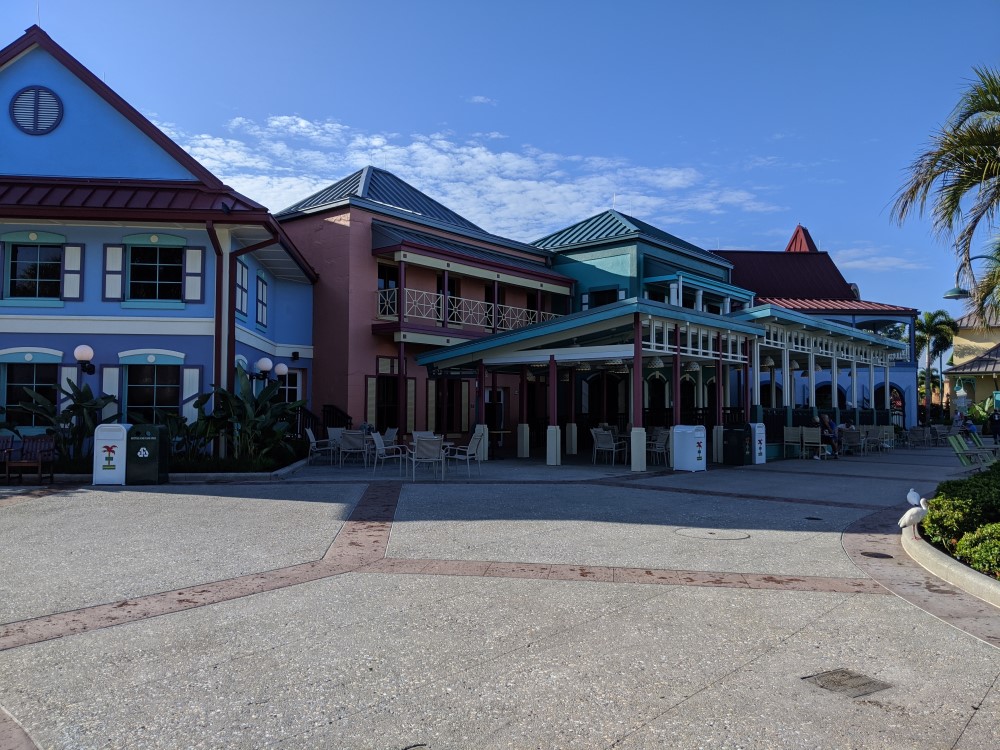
[943,254,994,300]
[684,361,701,372]
[790,359,801,371]
[576,361,591,372]
[274,363,289,378]
[604,358,624,367]
[761,356,776,368]
[74,344,95,374]
[648,356,665,369]
[253,357,274,380]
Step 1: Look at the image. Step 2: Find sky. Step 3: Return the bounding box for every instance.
[4,0,999,319]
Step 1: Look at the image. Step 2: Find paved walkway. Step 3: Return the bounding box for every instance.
[1,446,998,748]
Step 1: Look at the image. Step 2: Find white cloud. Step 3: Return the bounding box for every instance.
[166,114,784,237]
[467,95,497,105]
[832,247,930,272]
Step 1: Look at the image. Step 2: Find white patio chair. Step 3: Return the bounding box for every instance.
[782,426,801,459]
[305,427,337,465]
[371,431,405,475]
[339,430,368,468]
[408,436,445,480]
[647,429,669,465]
[801,426,825,459]
[592,428,627,465]
[383,427,398,444]
[446,432,484,477]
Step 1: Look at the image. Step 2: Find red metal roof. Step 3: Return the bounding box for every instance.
[759,297,916,314]
[714,250,856,299]
[0,177,265,220]
[784,224,820,253]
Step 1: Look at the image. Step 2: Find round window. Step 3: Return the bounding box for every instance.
[9,85,63,135]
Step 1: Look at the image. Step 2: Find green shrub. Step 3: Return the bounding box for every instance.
[924,466,1000,552]
[954,523,1000,580]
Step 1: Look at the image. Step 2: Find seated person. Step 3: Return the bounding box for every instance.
[819,414,840,458]
[964,417,978,436]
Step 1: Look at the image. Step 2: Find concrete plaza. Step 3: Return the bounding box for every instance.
[1,445,999,749]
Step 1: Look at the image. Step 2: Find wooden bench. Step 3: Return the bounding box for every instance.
[4,435,56,484]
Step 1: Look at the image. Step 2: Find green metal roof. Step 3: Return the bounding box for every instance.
[532,210,729,268]
[732,304,908,349]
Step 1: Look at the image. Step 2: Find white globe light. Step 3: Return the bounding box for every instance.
[74,344,94,362]
[274,363,289,377]
[256,357,273,373]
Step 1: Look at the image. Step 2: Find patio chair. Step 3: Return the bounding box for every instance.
[879,425,896,451]
[782,426,801,459]
[591,428,627,466]
[906,427,927,448]
[412,430,435,441]
[0,434,13,473]
[967,431,1000,457]
[339,430,368,468]
[408,436,445,480]
[840,430,862,457]
[446,432,484,477]
[305,427,337,465]
[647,429,670,465]
[371,431,405,475]
[947,435,995,472]
[383,427,398,444]
[4,435,56,484]
[862,428,883,454]
[801,426,825,460]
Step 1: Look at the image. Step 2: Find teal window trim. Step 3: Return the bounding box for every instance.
[120,300,186,310]
[236,260,249,317]
[0,299,64,308]
[122,232,186,246]
[0,231,66,244]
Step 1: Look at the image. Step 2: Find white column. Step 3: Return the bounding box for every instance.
[696,367,703,408]
[851,358,858,408]
[669,283,678,306]
[781,348,790,407]
[752,340,761,406]
[546,426,562,466]
[830,356,839,409]
[517,423,530,458]
[808,351,816,408]
[868,363,875,408]
[695,289,703,312]
[884,365,891,408]
[631,427,647,472]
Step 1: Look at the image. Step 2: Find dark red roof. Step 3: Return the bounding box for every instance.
[784,224,820,253]
[0,177,266,221]
[758,297,916,314]
[714,250,856,299]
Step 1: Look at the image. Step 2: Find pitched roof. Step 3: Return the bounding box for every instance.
[714,250,856,299]
[275,166,484,232]
[784,224,820,253]
[0,26,226,189]
[757,297,917,314]
[371,222,571,283]
[532,210,728,266]
[945,342,1000,375]
[955,310,1000,328]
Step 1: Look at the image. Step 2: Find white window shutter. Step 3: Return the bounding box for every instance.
[182,367,201,423]
[62,245,83,301]
[183,247,204,302]
[102,367,119,420]
[104,245,124,301]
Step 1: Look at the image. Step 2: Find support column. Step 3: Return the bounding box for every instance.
[781,346,792,426]
[518,365,529,458]
[884,365,891,409]
[695,289,703,312]
[751,339,761,410]
[475,360,488,461]
[808,351,817,412]
[716,333,724,426]
[397,340,406,436]
[442,269,450,329]
[868,363,875,412]
[566,367,578,455]
[831,355,839,418]
[631,314,647,471]
[398,261,406,326]
[673,324,681,426]
[546,355,561,466]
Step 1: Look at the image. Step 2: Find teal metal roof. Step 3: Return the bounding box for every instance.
[275,166,483,232]
[416,298,765,368]
[732,304,908,349]
[532,210,729,268]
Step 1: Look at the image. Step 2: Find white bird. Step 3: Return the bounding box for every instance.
[899,498,929,539]
[906,488,920,506]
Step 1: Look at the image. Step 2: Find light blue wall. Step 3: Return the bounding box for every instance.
[0,223,216,318]
[0,48,196,180]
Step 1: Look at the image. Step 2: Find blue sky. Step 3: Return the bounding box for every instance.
[4,0,999,317]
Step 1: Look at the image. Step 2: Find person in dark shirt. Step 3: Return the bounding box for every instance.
[819,414,840,459]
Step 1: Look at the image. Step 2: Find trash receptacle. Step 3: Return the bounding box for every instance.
[723,425,752,465]
[671,425,707,472]
[93,423,130,485]
[750,423,767,464]
[126,425,169,484]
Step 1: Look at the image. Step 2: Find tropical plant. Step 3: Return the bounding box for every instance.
[917,367,941,402]
[154,394,220,465]
[914,310,959,414]
[18,380,118,460]
[0,406,19,437]
[892,66,1000,316]
[203,365,304,469]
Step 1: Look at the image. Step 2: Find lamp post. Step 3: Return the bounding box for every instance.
[943,254,995,300]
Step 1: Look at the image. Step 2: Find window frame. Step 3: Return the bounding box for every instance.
[2,362,60,428]
[256,275,269,328]
[124,363,182,425]
[235,260,249,317]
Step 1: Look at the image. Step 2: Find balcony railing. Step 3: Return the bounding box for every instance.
[376,288,559,332]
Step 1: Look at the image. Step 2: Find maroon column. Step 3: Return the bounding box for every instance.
[743,339,751,419]
[397,340,406,433]
[441,377,448,434]
[492,280,500,333]
[673,324,681,425]
[519,365,528,423]
[568,367,576,423]
[491,369,498,426]
[548,355,557,426]
[442,269,450,329]
[398,261,406,326]
[632,314,643,429]
[476,360,486,425]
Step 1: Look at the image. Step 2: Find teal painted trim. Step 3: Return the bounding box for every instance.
[120,300,186,310]
[119,353,184,365]
[122,233,186,246]
[643,273,754,301]
[1,231,66,244]
[416,297,766,367]
[0,350,62,364]
[0,299,64,308]
[734,304,907,349]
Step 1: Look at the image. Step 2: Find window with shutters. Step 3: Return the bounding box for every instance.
[235,261,249,317]
[125,364,181,424]
[129,245,183,301]
[104,237,203,306]
[256,276,268,327]
[5,244,62,298]
[2,363,59,427]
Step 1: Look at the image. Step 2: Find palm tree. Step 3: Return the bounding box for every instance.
[915,310,959,417]
[892,67,1000,311]
[917,367,941,403]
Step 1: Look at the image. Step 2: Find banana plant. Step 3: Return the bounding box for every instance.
[19,380,118,460]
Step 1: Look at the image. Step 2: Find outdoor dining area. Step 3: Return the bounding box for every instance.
[305,427,484,480]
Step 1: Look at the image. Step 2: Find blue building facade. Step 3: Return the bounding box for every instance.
[0,27,315,435]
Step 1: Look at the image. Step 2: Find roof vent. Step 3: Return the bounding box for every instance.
[10,85,63,135]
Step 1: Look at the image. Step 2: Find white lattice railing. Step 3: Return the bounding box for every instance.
[374,288,560,331]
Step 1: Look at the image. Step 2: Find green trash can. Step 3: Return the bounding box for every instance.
[125,425,170,484]
[723,425,752,465]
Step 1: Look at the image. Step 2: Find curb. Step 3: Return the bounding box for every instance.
[902,529,1000,608]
